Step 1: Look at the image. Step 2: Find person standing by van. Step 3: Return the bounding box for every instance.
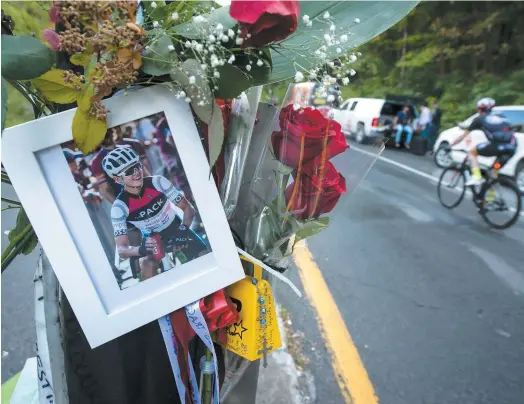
[394,105,414,149]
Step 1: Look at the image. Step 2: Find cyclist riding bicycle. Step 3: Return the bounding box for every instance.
[103,147,208,281]
[449,97,518,186]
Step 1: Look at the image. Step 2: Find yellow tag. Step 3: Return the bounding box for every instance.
[219,256,282,361]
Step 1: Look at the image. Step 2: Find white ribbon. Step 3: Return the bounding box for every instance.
[236,247,302,298]
[158,315,190,403]
[185,301,220,404]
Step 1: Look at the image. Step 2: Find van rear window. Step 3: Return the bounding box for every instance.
[380,102,416,117]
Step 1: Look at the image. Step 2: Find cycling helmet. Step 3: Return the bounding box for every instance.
[102,146,140,177]
[477,97,496,112]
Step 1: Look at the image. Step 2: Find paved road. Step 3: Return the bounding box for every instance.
[275,140,524,404]
[3,140,524,404]
[1,185,39,382]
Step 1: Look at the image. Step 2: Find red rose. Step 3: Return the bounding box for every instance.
[285,161,346,220]
[230,0,299,47]
[271,105,347,169]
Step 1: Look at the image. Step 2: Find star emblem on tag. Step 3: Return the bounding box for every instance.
[228,320,248,340]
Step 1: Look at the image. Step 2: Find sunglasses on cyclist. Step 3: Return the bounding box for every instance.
[119,162,142,177]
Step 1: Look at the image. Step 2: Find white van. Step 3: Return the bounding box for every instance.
[433,106,524,193]
[331,95,421,144]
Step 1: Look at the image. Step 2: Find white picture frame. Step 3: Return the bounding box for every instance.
[2,85,245,348]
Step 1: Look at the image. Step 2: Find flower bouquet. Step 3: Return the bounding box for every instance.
[1,0,416,402]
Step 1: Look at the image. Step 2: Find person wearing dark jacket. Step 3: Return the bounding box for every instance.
[429,102,442,154]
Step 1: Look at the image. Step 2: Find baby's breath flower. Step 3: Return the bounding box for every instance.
[185,40,192,48]
[330,24,336,32]
[189,76,196,84]
[236,37,243,45]
[342,77,349,85]
[306,21,313,27]
[152,21,159,28]
[336,47,341,53]
[228,29,235,38]
[328,61,335,67]
[168,44,175,51]
[302,15,310,23]
[348,54,357,63]
[354,18,361,23]
[349,69,356,76]
[228,55,235,64]
[357,52,362,56]
[185,97,191,103]
[295,71,304,82]
[193,15,206,23]
[208,34,216,43]
[216,23,224,32]
[324,34,332,43]
[209,45,215,51]
[214,71,220,78]
[201,64,207,70]
[221,35,229,42]
[246,65,252,71]
[195,43,203,52]
[340,34,348,43]
[171,12,179,21]
[151,1,157,8]
[246,33,251,38]
[257,59,264,67]
[323,11,330,19]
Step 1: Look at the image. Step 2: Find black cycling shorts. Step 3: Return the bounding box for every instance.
[476,141,517,167]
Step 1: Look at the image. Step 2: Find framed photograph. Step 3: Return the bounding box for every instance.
[2,85,245,348]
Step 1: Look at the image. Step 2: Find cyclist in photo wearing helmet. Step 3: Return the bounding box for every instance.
[450,97,518,186]
[102,147,208,282]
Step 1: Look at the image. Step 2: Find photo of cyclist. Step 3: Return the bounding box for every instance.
[62,111,210,289]
[103,147,210,284]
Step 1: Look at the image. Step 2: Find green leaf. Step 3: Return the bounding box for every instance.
[70,52,91,67]
[72,109,108,154]
[172,6,237,40]
[142,30,178,76]
[170,59,213,123]
[1,77,7,130]
[22,232,38,255]
[8,209,31,243]
[1,35,55,80]
[207,100,225,168]
[31,69,82,104]
[266,1,419,84]
[295,217,330,242]
[214,63,253,99]
[77,85,95,112]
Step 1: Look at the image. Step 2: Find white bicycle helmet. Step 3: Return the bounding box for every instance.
[477,97,496,111]
[102,146,140,177]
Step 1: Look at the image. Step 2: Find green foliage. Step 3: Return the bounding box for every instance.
[342,1,524,130]
[2,1,49,128]
[1,35,55,80]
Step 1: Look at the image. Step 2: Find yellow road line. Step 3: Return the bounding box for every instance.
[293,243,379,404]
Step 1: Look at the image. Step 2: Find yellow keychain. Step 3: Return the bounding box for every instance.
[220,255,282,363]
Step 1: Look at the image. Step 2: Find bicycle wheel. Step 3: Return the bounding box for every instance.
[438,168,467,209]
[479,177,522,229]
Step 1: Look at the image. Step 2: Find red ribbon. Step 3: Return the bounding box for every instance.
[169,288,239,403]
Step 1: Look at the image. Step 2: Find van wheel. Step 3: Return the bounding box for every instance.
[356,124,366,144]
